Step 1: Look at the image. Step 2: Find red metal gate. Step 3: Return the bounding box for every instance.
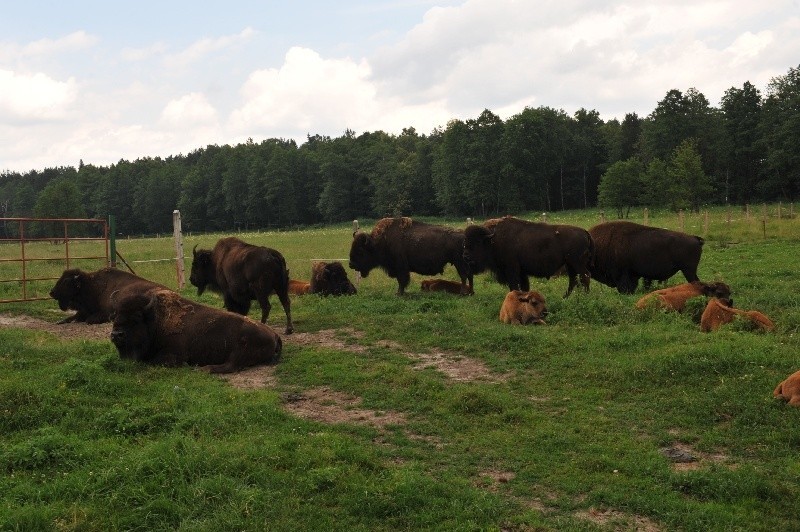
[0,217,110,303]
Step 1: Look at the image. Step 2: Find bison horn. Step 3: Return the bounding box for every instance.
[192,244,198,257]
[109,289,120,304]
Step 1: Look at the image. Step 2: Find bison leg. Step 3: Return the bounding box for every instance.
[396,271,411,296]
[275,290,293,335]
[57,314,78,324]
[681,267,700,284]
[616,273,638,294]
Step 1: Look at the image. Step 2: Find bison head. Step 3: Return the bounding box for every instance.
[110,292,158,362]
[49,269,84,310]
[189,245,214,295]
[348,232,378,278]
[701,281,732,300]
[517,290,548,324]
[462,225,494,274]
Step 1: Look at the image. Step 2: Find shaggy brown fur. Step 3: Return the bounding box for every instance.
[420,278,474,295]
[49,267,164,324]
[635,281,731,312]
[288,280,311,295]
[190,237,293,334]
[700,298,775,333]
[111,289,282,373]
[463,216,592,297]
[499,290,548,325]
[349,217,471,295]
[309,261,357,296]
[773,370,800,406]
[588,220,704,294]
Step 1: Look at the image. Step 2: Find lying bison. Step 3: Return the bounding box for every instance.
[190,237,293,334]
[310,261,357,296]
[499,290,548,325]
[700,297,775,333]
[463,216,592,297]
[49,267,164,324]
[774,370,800,407]
[635,281,731,312]
[110,289,282,373]
[349,217,472,295]
[421,278,474,295]
[589,221,704,294]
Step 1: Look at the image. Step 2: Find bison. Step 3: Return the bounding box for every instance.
[774,370,800,407]
[110,289,282,373]
[635,281,731,312]
[499,290,548,325]
[288,280,311,295]
[190,237,293,334]
[309,261,357,296]
[589,221,704,294]
[463,216,592,297]
[349,217,472,295]
[49,267,164,324]
[420,278,473,295]
[700,298,775,333]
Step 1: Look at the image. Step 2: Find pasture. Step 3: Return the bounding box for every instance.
[2,207,799,530]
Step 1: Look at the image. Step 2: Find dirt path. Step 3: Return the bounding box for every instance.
[0,313,112,341]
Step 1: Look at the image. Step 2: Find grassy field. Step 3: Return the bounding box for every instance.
[1,206,799,530]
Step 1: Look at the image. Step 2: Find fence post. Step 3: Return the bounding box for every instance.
[173,210,185,289]
[600,211,605,224]
[678,209,685,232]
[643,208,649,226]
[109,215,117,267]
[703,211,709,237]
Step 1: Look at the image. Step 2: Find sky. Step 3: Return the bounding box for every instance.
[1,0,798,173]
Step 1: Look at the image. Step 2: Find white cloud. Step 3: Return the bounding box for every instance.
[0,69,78,122]
[160,92,218,127]
[164,27,256,69]
[121,42,168,62]
[21,31,98,57]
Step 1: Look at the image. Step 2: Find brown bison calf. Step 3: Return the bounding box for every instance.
[110,289,282,373]
[49,267,164,324]
[774,370,800,406]
[420,279,474,295]
[635,281,731,312]
[499,290,548,325]
[700,298,775,332]
[288,280,311,295]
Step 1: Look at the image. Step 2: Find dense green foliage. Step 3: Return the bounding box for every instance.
[2,66,799,236]
[1,208,799,529]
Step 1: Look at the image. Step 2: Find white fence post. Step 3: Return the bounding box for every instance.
[173,210,185,289]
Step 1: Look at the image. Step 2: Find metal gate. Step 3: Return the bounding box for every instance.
[0,217,110,303]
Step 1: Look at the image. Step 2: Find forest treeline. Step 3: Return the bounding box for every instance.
[1,65,798,236]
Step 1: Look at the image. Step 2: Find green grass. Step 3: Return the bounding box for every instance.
[2,206,800,530]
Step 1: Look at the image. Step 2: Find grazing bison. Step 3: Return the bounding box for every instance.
[190,237,293,334]
[774,370,800,406]
[700,298,775,333]
[499,290,548,325]
[49,267,164,324]
[349,217,472,295]
[421,278,474,295]
[463,216,592,297]
[309,261,357,296]
[110,289,281,373]
[635,281,731,312]
[589,221,704,294]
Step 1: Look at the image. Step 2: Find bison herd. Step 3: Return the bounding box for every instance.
[47,215,794,406]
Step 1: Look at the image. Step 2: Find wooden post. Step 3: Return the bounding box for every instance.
[600,211,605,224]
[643,208,649,226]
[762,203,767,222]
[679,209,685,232]
[726,207,731,227]
[703,211,709,237]
[745,204,750,221]
[352,219,359,235]
[173,210,185,289]
[542,212,548,223]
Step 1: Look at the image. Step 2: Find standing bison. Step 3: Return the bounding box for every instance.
[190,237,293,334]
[589,221,704,294]
[110,289,282,373]
[49,267,164,324]
[463,216,592,297]
[310,261,357,296]
[349,217,472,295]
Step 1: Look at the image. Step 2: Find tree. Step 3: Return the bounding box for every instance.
[597,158,644,218]
[32,177,87,236]
[758,65,800,200]
[720,81,763,203]
[667,139,714,212]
